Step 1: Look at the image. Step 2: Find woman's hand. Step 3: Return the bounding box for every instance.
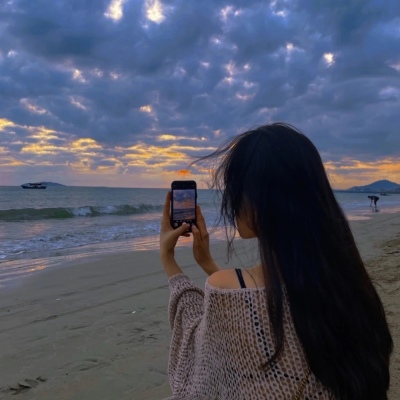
[160,192,189,277]
[192,205,220,276]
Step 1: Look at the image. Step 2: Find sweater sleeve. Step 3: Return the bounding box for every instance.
[168,273,205,395]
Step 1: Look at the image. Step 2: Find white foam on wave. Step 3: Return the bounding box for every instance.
[71,206,93,216]
[0,213,165,261]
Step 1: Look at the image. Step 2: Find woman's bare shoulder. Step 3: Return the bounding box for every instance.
[208,269,239,289]
[208,267,264,289]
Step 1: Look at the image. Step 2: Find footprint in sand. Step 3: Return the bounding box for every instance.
[1,376,47,395]
[63,358,110,372]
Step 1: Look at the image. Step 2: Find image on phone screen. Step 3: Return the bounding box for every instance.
[172,189,196,221]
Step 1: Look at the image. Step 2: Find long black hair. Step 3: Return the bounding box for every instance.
[196,123,393,399]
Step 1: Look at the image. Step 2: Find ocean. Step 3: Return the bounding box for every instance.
[1,186,400,286]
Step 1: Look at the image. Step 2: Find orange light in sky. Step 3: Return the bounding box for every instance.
[1,116,399,188]
[0,118,16,129]
[178,169,191,176]
[325,158,400,189]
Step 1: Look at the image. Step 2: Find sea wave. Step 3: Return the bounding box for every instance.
[0,204,163,221]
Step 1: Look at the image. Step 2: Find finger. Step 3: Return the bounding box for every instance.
[176,222,189,232]
[165,223,189,243]
[177,223,191,237]
[192,224,200,241]
[163,191,171,215]
[162,192,172,227]
[195,205,208,232]
[195,207,210,242]
[192,225,202,248]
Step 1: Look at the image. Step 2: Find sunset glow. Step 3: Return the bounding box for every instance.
[0,118,16,129]
[0,1,399,189]
[140,105,153,113]
[104,0,125,21]
[20,99,48,115]
[145,0,165,23]
[1,113,397,188]
[323,53,335,66]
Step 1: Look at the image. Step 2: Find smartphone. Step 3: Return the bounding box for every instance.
[170,180,197,231]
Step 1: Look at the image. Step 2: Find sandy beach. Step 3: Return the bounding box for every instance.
[0,213,399,400]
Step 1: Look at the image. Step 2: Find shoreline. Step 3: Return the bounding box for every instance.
[0,212,399,399]
[0,227,230,290]
[0,207,398,289]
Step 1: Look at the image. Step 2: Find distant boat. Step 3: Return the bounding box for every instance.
[21,182,47,189]
[380,193,389,196]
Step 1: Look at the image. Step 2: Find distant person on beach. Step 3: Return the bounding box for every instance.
[368,195,380,207]
[160,123,393,399]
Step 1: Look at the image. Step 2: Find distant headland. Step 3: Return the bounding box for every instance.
[343,179,400,193]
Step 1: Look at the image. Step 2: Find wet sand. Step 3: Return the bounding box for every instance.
[0,212,399,399]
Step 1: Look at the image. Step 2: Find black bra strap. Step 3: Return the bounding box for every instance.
[235,268,246,289]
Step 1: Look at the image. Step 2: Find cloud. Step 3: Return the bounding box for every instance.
[0,0,399,187]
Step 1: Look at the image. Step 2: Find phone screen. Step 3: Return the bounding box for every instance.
[171,181,197,229]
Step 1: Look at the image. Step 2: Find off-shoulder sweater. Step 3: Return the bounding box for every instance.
[167,273,333,400]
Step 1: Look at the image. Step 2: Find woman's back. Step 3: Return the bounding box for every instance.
[168,272,332,399]
[161,122,393,399]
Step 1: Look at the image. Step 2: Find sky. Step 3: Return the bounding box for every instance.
[0,0,399,189]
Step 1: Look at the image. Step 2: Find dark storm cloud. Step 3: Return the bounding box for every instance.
[1,0,400,167]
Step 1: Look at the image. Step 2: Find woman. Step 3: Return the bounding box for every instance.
[160,123,393,399]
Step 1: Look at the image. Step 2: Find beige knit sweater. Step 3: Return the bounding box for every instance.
[167,273,333,400]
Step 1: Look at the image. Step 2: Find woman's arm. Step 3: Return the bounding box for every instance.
[159,193,208,395]
[192,205,221,276]
[160,192,191,277]
[168,273,205,395]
